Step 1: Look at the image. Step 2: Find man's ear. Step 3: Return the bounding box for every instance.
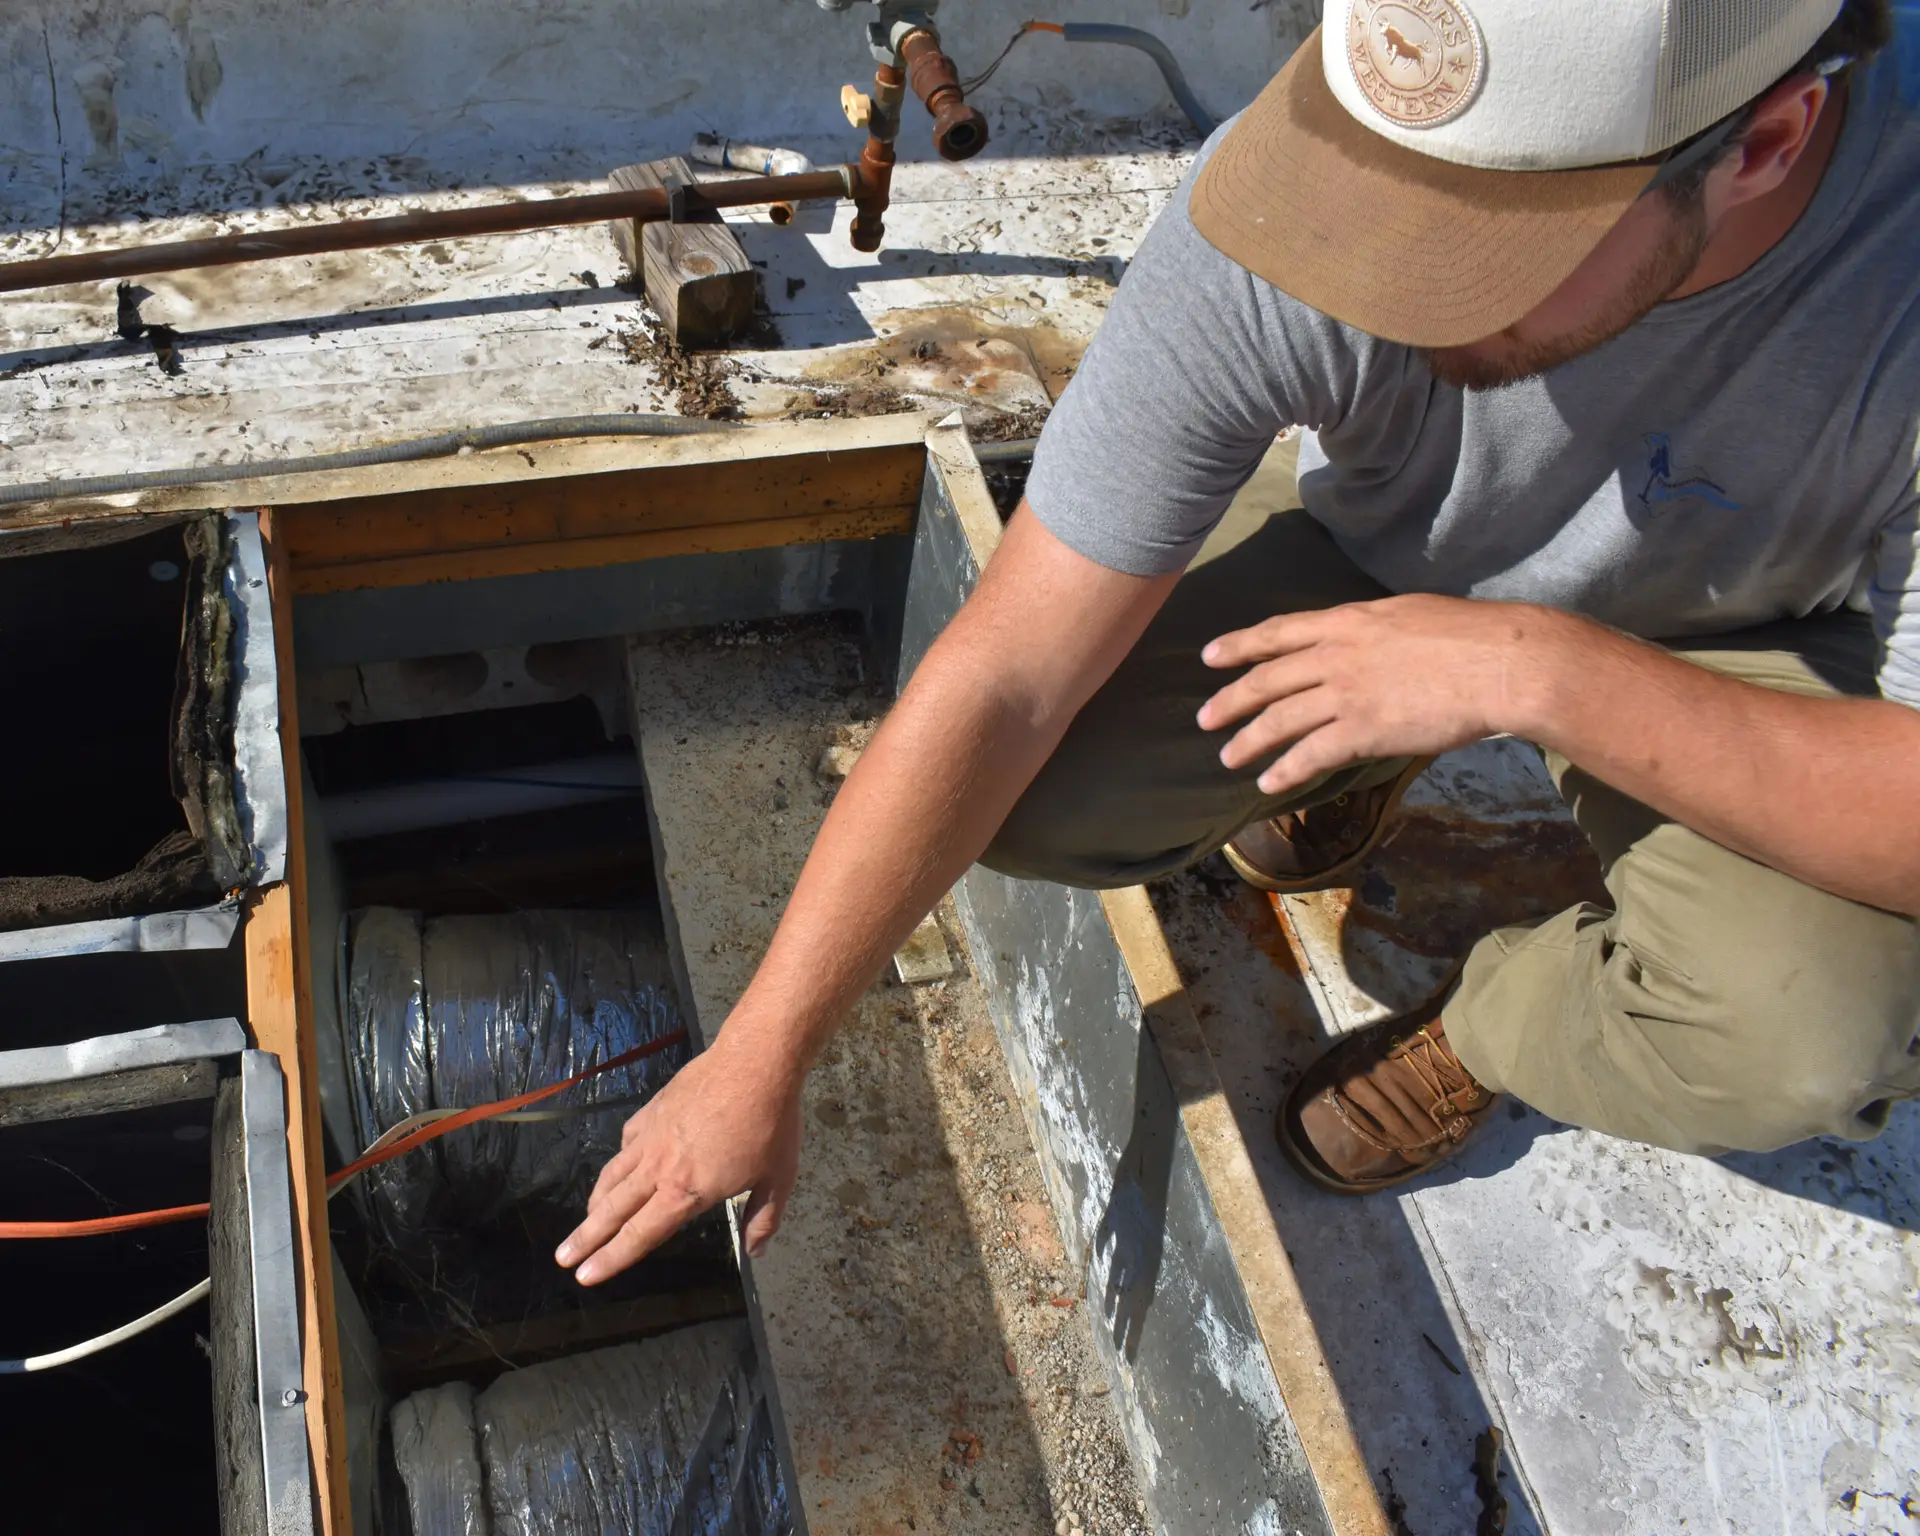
[1715,75,1833,209]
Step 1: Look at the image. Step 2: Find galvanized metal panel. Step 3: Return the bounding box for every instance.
[240,1050,317,1536]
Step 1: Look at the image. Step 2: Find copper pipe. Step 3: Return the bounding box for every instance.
[851,62,906,255]
[850,138,897,255]
[0,167,859,296]
[899,29,989,162]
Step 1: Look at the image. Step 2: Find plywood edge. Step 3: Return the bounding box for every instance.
[1098,885,1392,1536]
[289,505,914,594]
[924,417,1005,568]
[0,411,942,530]
[248,509,352,1535]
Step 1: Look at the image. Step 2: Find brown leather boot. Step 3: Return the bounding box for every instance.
[1277,978,1500,1194]
[1223,757,1432,894]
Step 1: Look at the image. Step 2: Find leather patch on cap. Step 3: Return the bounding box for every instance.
[1346,0,1483,128]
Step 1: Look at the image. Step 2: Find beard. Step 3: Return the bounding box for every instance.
[1423,195,1709,392]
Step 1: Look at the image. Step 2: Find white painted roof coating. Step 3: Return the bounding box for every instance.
[0,1,1299,484]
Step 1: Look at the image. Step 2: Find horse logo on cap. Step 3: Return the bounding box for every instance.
[1347,0,1484,128]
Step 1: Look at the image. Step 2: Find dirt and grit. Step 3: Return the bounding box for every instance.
[628,616,1147,1535]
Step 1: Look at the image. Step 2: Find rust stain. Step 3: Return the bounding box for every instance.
[1210,880,1303,976]
[793,306,1086,404]
[1339,807,1608,962]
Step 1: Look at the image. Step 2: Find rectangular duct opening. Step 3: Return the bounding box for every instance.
[0,521,244,934]
[294,637,787,1530]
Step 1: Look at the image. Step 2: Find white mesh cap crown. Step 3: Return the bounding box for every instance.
[1324,0,1846,170]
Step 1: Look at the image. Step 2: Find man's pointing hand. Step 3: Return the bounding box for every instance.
[555,1034,803,1285]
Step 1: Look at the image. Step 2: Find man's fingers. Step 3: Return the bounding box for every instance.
[1198,653,1323,733]
[1254,726,1354,797]
[573,1187,704,1286]
[589,1142,641,1207]
[739,1183,787,1260]
[1202,612,1325,670]
[558,1163,657,1269]
[1219,689,1338,771]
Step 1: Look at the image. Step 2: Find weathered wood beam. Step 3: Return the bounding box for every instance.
[0,1059,219,1128]
[0,412,935,531]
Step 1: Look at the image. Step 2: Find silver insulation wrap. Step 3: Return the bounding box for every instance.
[343,907,688,1246]
[390,1322,790,1536]
[390,1382,487,1536]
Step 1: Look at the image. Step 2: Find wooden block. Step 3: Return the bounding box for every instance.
[209,1076,270,1536]
[891,912,953,985]
[609,156,759,347]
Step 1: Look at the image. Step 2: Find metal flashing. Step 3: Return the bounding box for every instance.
[241,1049,318,1536]
[0,1016,246,1089]
[228,512,291,888]
[0,901,242,962]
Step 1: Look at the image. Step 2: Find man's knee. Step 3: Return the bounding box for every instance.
[1599,906,1920,1153]
[978,809,1200,890]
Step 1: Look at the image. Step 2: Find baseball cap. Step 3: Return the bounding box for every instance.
[1191,0,1847,347]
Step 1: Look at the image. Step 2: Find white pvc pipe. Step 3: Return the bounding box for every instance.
[688,134,814,178]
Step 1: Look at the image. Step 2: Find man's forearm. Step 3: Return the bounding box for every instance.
[716,656,1055,1079]
[1515,611,1920,915]
[711,508,1177,1084]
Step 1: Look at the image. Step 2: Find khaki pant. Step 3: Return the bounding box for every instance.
[981,508,1920,1156]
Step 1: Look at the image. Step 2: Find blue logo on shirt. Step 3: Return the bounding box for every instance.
[1637,432,1742,511]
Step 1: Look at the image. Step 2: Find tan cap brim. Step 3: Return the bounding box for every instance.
[1192,30,1659,349]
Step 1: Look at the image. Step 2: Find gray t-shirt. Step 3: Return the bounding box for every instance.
[1027,33,1920,705]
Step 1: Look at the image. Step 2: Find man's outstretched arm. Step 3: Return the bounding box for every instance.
[1199,595,1920,917]
[556,504,1180,1284]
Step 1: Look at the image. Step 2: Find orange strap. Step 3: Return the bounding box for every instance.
[0,1030,689,1240]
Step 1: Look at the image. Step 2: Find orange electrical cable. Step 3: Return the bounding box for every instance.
[323,1029,688,1191]
[1027,20,1065,33]
[0,1201,218,1240]
[0,1029,690,1240]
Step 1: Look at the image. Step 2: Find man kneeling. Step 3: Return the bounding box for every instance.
[559,0,1920,1282]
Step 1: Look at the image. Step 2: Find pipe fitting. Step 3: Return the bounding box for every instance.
[849,134,896,253]
[898,28,989,162]
[868,61,906,143]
